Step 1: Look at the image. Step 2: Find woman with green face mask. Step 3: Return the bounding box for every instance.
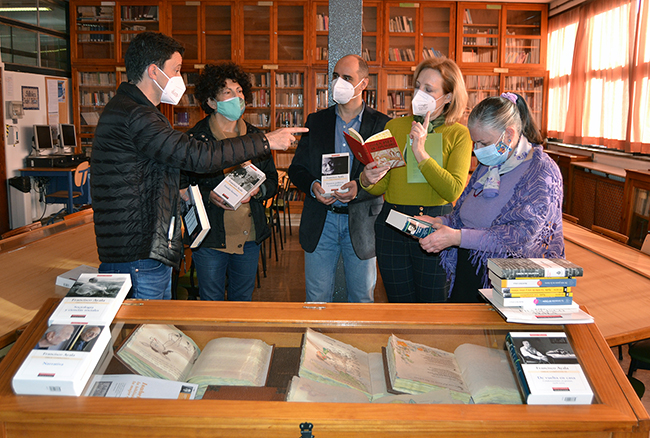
[180,63,279,301]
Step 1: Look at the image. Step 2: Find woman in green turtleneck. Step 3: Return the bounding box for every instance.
[359,57,472,303]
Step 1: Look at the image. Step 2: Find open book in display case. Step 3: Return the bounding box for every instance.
[0,299,647,438]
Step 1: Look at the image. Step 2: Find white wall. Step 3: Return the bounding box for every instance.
[3,68,72,223]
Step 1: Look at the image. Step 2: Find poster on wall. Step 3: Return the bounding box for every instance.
[22,86,39,110]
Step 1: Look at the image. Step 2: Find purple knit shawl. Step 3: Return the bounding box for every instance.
[440,145,566,293]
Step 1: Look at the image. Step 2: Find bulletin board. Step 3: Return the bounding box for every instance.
[45,77,70,126]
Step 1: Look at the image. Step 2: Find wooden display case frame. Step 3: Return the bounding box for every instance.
[0,299,647,438]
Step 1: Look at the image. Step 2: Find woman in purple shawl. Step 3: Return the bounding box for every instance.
[418,92,565,303]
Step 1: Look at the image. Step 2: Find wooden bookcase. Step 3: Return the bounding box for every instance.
[69,0,550,203]
[0,298,647,437]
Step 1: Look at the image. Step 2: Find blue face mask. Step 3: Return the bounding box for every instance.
[473,131,511,166]
[216,96,245,121]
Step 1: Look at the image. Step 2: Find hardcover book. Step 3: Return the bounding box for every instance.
[115,324,274,399]
[12,324,111,396]
[505,331,594,405]
[212,162,267,210]
[488,258,584,279]
[85,374,198,399]
[48,273,131,326]
[320,152,350,197]
[488,270,578,290]
[344,128,405,168]
[55,264,98,289]
[181,184,210,249]
[385,209,435,238]
[384,335,522,404]
[491,290,574,307]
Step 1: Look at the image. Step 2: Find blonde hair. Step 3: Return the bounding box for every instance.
[413,57,468,125]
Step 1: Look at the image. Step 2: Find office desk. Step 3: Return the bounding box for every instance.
[564,221,650,346]
[0,222,99,345]
[19,166,91,215]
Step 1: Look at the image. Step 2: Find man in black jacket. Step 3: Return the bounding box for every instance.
[288,55,390,303]
[91,32,306,300]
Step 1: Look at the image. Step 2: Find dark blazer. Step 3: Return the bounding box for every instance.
[288,105,391,260]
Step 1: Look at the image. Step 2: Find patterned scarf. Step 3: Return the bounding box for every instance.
[472,134,532,198]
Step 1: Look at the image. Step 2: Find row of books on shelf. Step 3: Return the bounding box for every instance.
[77,34,113,43]
[77,23,112,32]
[79,72,116,87]
[76,6,114,20]
[463,36,498,46]
[389,15,414,33]
[275,73,303,88]
[361,48,375,62]
[362,90,377,108]
[120,5,158,21]
[388,47,416,62]
[464,75,500,90]
[315,13,329,31]
[505,51,539,64]
[276,93,303,108]
[21,320,591,405]
[275,110,303,127]
[81,90,115,107]
[250,90,270,108]
[174,112,191,127]
[315,47,328,61]
[242,113,270,129]
[250,73,270,88]
[388,91,412,110]
[316,90,328,108]
[423,47,445,59]
[387,74,413,89]
[462,50,499,63]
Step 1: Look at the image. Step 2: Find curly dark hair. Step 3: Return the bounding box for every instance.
[195,63,253,115]
[124,32,185,84]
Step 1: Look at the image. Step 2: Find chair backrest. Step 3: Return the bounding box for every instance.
[591,224,629,244]
[641,232,650,255]
[74,161,90,188]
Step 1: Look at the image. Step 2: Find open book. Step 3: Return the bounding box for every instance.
[385,334,522,404]
[181,184,210,249]
[212,161,267,210]
[344,128,405,168]
[297,328,388,401]
[115,324,274,399]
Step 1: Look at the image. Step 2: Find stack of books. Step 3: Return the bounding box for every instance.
[480,258,594,325]
[12,273,131,396]
[487,258,583,309]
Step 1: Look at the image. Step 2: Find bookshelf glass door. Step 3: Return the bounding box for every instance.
[422,4,454,59]
[505,8,543,66]
[386,5,417,64]
[315,71,329,111]
[204,3,235,62]
[77,69,121,150]
[313,2,329,64]
[75,4,115,61]
[504,75,545,132]
[460,6,499,64]
[245,71,272,131]
[170,2,199,62]
[464,73,500,123]
[277,4,305,63]
[242,3,271,62]
[386,72,413,118]
[275,71,304,128]
[119,4,159,60]
[362,3,380,64]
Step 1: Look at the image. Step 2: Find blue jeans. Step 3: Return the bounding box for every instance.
[191,241,260,301]
[98,258,172,300]
[304,211,376,303]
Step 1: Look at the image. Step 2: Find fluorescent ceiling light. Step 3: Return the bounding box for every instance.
[0,7,52,12]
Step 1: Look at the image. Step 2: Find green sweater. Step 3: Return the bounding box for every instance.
[364,116,473,206]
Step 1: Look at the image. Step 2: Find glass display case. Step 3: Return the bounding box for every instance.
[623,169,650,249]
[0,299,647,437]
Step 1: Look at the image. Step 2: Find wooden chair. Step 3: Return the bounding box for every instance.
[562,213,579,224]
[590,224,629,244]
[272,176,292,243]
[45,161,91,213]
[641,232,650,255]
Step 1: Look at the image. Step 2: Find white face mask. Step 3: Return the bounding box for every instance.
[331,77,362,105]
[411,89,447,116]
[153,66,186,105]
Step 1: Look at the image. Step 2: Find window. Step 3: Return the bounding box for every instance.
[0,0,69,72]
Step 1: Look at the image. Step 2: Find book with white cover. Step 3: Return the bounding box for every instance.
[505,331,593,405]
[386,209,435,238]
[56,264,98,288]
[48,273,131,326]
[321,152,350,197]
[85,374,198,399]
[181,184,210,249]
[212,162,266,210]
[12,324,111,396]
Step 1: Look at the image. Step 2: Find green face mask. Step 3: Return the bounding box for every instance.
[216,96,245,121]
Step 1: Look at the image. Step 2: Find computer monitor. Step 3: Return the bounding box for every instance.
[59,123,77,151]
[33,125,54,155]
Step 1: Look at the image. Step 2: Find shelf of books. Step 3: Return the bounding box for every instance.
[313,2,329,65]
[421,2,456,60]
[244,71,272,132]
[0,299,648,437]
[362,2,381,65]
[504,6,546,67]
[73,3,116,62]
[119,4,160,61]
[459,4,500,65]
[314,71,329,111]
[75,68,124,152]
[385,71,414,118]
[167,71,202,131]
[386,4,417,64]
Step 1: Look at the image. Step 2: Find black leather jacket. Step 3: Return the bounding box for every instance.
[91,82,270,268]
[180,116,278,248]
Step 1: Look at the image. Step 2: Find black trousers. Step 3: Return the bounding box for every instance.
[447,247,486,303]
[375,202,452,303]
